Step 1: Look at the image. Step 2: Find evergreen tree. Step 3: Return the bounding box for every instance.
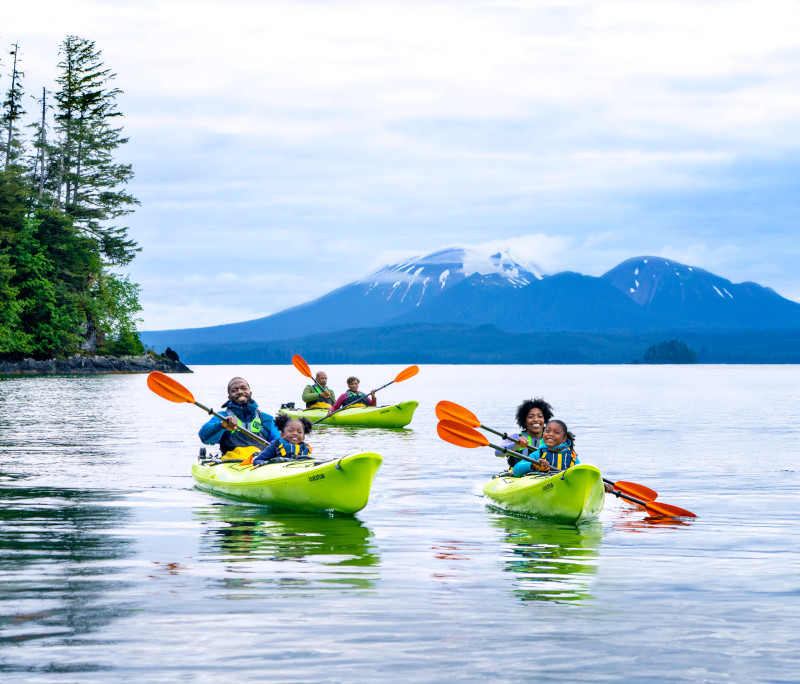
[10,215,84,357]
[90,272,144,355]
[53,36,139,266]
[27,87,50,199]
[0,37,146,360]
[0,249,30,353]
[1,42,26,173]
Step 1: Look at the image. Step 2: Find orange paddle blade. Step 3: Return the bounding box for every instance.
[394,365,419,383]
[437,419,488,448]
[646,501,697,518]
[615,481,658,503]
[147,371,195,404]
[292,354,313,379]
[434,400,480,428]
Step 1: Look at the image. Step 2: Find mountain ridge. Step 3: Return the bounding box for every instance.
[140,248,800,353]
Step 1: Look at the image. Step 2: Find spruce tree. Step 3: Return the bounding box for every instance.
[1,42,26,173]
[53,36,139,266]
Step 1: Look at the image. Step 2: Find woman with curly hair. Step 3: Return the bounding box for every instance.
[253,413,314,465]
[496,398,554,468]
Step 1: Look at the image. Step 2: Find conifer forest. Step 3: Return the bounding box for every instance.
[0,36,143,359]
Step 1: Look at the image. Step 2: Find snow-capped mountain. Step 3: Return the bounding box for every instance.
[140,250,800,349]
[602,257,800,329]
[358,246,544,307]
[141,245,546,346]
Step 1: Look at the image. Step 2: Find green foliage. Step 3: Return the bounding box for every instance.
[53,36,140,266]
[9,215,84,357]
[0,248,32,353]
[104,327,145,356]
[0,37,144,360]
[91,272,144,355]
[643,339,698,364]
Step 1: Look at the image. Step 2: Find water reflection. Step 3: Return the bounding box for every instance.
[610,505,696,531]
[0,485,135,651]
[196,504,380,594]
[491,514,603,604]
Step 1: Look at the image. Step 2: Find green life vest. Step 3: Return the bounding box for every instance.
[306,384,334,409]
[344,390,367,409]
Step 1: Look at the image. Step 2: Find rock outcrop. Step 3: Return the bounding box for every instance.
[0,354,192,375]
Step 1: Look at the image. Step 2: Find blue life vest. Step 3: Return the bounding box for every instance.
[276,438,311,458]
[511,440,579,477]
[537,441,578,470]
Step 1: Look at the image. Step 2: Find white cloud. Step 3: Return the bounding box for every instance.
[6,0,800,327]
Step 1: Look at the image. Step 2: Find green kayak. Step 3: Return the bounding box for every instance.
[482,464,605,523]
[191,451,383,514]
[279,401,418,428]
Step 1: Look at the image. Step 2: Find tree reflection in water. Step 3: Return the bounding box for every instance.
[490,513,603,604]
[195,504,380,595]
[0,484,135,652]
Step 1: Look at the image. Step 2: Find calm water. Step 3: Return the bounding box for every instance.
[0,364,798,682]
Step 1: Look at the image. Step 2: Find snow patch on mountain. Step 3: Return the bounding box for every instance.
[360,245,545,289]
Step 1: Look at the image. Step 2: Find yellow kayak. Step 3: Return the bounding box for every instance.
[483,464,605,523]
[279,401,418,428]
[191,451,383,514]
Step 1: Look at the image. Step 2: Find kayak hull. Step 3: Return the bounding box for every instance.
[279,401,418,428]
[191,451,383,514]
[482,464,605,524]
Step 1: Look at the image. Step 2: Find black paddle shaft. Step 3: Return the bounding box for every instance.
[312,381,393,425]
[487,440,558,473]
[197,401,270,448]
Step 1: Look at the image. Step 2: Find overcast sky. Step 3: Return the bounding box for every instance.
[6,0,800,330]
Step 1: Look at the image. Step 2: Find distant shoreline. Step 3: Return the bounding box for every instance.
[0,354,192,376]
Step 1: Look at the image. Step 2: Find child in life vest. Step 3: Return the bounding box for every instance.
[252,414,313,465]
[512,419,579,477]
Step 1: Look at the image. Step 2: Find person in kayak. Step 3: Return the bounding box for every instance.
[198,376,279,457]
[253,414,313,465]
[495,398,554,468]
[302,371,336,409]
[328,376,376,414]
[511,419,579,477]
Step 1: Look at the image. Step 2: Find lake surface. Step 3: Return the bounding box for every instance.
[1,364,798,682]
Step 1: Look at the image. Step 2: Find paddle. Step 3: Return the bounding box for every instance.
[608,489,696,519]
[438,419,695,518]
[437,420,552,471]
[146,371,270,448]
[291,354,335,405]
[435,400,658,502]
[311,365,419,425]
[435,400,517,441]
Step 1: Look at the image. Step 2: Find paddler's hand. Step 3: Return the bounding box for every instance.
[536,457,550,472]
[220,417,237,432]
[516,437,528,450]
[321,390,331,399]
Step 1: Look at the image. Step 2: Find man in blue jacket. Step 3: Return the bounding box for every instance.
[198,377,279,457]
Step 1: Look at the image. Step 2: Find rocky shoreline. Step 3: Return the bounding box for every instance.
[0,354,192,375]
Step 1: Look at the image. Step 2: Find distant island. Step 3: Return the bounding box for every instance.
[141,249,800,365]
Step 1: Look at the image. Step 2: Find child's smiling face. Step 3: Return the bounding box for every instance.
[282,420,306,445]
[542,422,566,448]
